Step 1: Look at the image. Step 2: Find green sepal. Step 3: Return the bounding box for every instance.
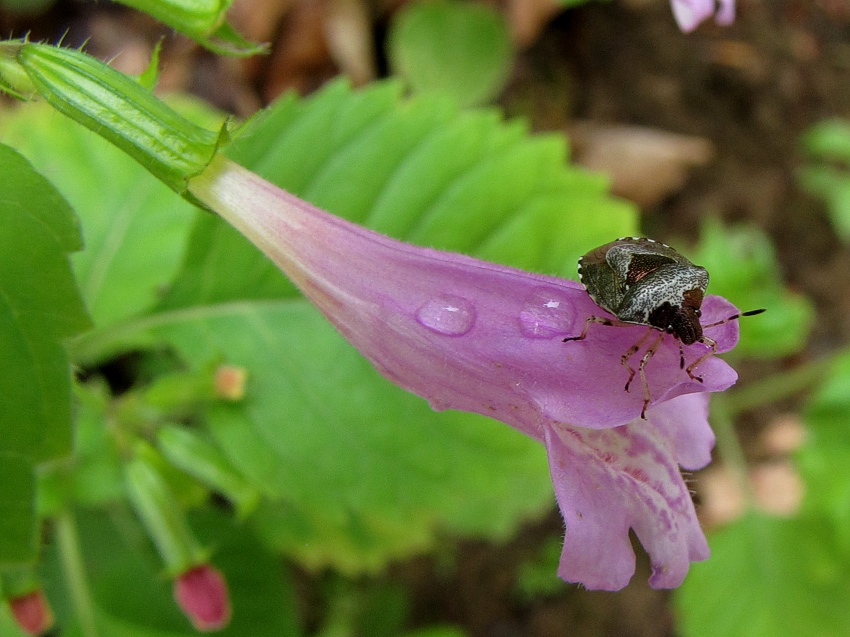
[114,0,268,57]
[0,40,228,200]
[157,425,260,518]
[124,452,207,575]
[0,567,40,599]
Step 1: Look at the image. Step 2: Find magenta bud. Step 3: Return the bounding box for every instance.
[174,564,232,632]
[8,589,54,635]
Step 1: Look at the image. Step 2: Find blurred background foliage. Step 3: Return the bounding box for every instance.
[1,0,850,635]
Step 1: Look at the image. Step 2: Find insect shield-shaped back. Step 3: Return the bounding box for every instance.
[578,238,709,342]
[568,238,712,419]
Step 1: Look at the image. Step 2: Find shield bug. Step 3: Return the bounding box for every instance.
[564,237,764,419]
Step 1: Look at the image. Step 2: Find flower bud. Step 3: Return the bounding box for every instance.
[173,564,231,632]
[8,589,54,635]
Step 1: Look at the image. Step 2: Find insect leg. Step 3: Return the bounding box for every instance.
[686,336,718,383]
[562,315,634,342]
[621,327,655,392]
[638,331,665,419]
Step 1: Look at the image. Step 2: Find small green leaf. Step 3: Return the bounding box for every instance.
[690,219,814,358]
[676,512,850,637]
[114,0,268,57]
[388,0,515,107]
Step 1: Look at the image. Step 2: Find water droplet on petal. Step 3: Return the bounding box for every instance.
[416,295,477,336]
[519,287,578,338]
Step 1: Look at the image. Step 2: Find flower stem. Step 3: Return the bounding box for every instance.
[723,348,848,416]
[56,510,99,637]
[710,395,756,507]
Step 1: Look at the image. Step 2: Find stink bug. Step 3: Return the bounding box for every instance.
[564,237,764,419]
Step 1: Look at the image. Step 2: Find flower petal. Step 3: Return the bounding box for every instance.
[545,401,711,590]
[714,0,736,25]
[670,0,716,32]
[190,157,740,434]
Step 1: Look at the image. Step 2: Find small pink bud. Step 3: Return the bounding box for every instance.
[214,365,247,401]
[9,590,54,635]
[174,564,231,632]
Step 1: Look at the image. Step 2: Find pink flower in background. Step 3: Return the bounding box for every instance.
[8,590,54,635]
[188,156,742,589]
[671,0,735,32]
[174,564,231,632]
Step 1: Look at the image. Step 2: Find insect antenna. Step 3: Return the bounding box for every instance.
[702,308,766,329]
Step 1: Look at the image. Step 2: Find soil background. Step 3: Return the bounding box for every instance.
[3,0,850,635]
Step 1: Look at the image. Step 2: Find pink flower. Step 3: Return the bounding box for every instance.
[671,0,735,32]
[173,564,231,632]
[188,156,742,588]
[547,393,714,589]
[8,590,54,635]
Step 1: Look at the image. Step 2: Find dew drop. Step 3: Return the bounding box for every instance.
[416,295,477,336]
[519,287,577,338]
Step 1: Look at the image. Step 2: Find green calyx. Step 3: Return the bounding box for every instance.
[0,40,228,199]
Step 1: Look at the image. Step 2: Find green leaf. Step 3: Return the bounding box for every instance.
[114,0,267,57]
[0,102,201,329]
[38,381,124,517]
[675,512,850,637]
[0,144,91,462]
[388,0,515,107]
[797,351,850,551]
[0,454,36,564]
[690,218,814,359]
[799,118,850,242]
[0,143,90,565]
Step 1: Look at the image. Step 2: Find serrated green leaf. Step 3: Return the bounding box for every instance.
[0,102,202,329]
[0,143,90,565]
[690,219,814,358]
[63,79,636,572]
[675,512,850,637]
[388,0,514,108]
[0,144,91,464]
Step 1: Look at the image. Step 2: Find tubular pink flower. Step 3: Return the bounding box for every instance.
[8,590,54,635]
[173,564,231,632]
[671,0,735,32]
[187,156,740,588]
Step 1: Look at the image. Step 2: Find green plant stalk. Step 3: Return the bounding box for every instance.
[56,510,99,637]
[723,349,848,416]
[124,457,207,574]
[709,394,756,508]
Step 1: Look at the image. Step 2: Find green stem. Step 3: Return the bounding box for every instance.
[723,349,848,416]
[710,395,756,507]
[56,510,99,637]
